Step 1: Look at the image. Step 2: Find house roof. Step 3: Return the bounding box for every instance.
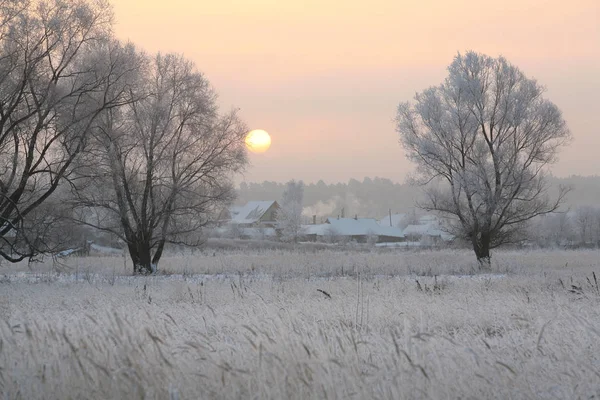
[377,225,407,238]
[230,201,277,224]
[303,224,332,235]
[316,218,405,238]
[326,218,381,236]
[403,223,435,236]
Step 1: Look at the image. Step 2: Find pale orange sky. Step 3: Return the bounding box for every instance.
[112,0,600,184]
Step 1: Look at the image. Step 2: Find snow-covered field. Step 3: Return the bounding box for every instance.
[2,249,600,399]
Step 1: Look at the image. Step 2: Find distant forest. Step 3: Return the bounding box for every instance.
[237,176,600,220]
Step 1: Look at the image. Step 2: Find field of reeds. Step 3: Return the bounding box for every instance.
[2,248,600,399]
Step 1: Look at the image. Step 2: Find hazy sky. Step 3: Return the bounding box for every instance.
[112,0,599,184]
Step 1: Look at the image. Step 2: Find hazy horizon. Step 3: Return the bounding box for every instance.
[112,0,599,184]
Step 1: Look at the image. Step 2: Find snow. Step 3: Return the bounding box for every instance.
[304,218,404,238]
[57,244,124,257]
[229,201,277,225]
[376,224,407,239]
[3,249,599,399]
[376,241,422,247]
[303,224,332,236]
[325,217,383,236]
[90,244,123,255]
[403,223,435,236]
[0,270,507,286]
[56,248,81,257]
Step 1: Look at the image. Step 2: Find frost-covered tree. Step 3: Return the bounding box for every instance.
[573,206,600,246]
[399,209,419,230]
[0,0,133,261]
[277,180,305,242]
[528,212,573,248]
[72,52,248,274]
[396,51,571,266]
[574,206,594,245]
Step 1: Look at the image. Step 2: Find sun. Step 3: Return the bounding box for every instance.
[245,129,272,153]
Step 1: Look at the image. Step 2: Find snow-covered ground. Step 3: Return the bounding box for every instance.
[90,243,124,255]
[376,241,422,247]
[0,269,508,286]
[2,248,600,399]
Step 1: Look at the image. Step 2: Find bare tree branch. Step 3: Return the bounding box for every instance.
[0,0,132,260]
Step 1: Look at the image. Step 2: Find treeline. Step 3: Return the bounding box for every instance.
[237,175,600,220]
[529,206,600,248]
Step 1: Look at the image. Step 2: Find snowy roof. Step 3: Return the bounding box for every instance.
[316,218,405,238]
[378,213,406,227]
[326,218,382,236]
[303,224,332,236]
[377,225,408,238]
[403,224,435,236]
[230,201,277,224]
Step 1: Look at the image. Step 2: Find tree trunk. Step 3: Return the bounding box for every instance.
[127,240,154,275]
[151,239,165,268]
[473,232,492,270]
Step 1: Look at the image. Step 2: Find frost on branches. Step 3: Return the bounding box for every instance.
[277,180,305,243]
[71,53,248,275]
[0,0,128,261]
[396,51,571,266]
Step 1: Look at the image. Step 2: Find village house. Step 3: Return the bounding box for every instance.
[218,201,280,228]
[214,201,280,240]
[303,217,405,243]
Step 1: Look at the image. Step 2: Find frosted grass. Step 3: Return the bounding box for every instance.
[1,248,600,399]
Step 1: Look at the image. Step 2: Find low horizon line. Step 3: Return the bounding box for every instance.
[236,173,600,187]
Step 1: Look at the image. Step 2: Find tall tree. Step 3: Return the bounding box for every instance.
[277,180,305,242]
[72,52,248,274]
[0,0,133,261]
[396,51,571,266]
